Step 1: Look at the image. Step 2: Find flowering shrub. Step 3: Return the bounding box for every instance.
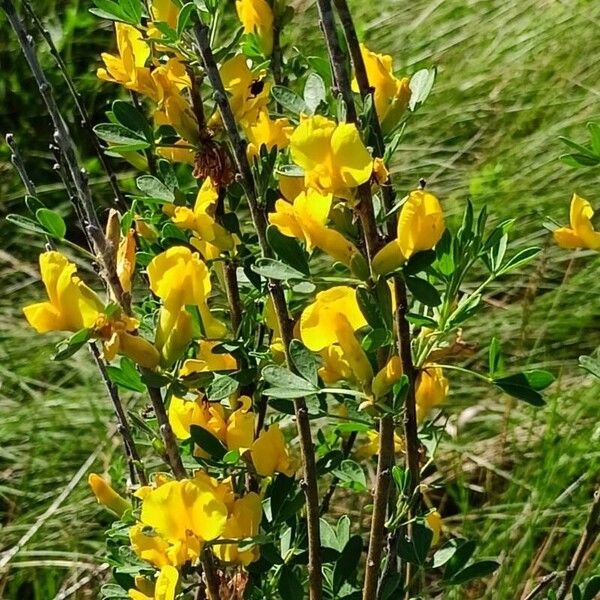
[3,0,566,598]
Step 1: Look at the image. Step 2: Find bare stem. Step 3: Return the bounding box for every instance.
[90,343,147,486]
[523,572,557,600]
[556,487,600,600]
[1,0,127,310]
[193,20,323,600]
[21,0,128,213]
[362,414,394,600]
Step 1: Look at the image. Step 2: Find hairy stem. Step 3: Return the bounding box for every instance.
[193,20,323,600]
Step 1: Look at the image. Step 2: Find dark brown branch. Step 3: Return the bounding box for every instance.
[193,21,323,600]
[557,487,600,600]
[22,0,128,213]
[90,343,147,486]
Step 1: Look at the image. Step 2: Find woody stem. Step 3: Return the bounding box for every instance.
[193,20,323,600]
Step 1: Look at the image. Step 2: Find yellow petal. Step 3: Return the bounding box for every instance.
[416,366,448,422]
[569,193,600,250]
[372,239,406,275]
[88,474,131,516]
[397,190,445,258]
[236,0,274,56]
[251,424,294,477]
[330,122,373,189]
[119,332,161,369]
[372,356,403,399]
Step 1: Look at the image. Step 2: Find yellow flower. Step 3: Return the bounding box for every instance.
[157,140,195,164]
[117,229,136,294]
[226,396,255,451]
[300,286,373,388]
[289,115,373,200]
[318,345,354,385]
[268,189,360,266]
[180,340,238,377]
[88,474,131,516]
[155,307,193,367]
[251,423,295,477]
[554,193,600,251]
[415,366,448,422]
[128,565,179,600]
[353,44,411,133]
[130,523,177,568]
[373,190,445,275]
[94,312,161,369]
[148,247,225,339]
[425,510,443,545]
[170,178,236,256]
[97,23,156,98]
[168,395,227,441]
[372,356,403,399]
[23,251,104,333]
[236,0,274,56]
[218,55,271,126]
[139,478,228,565]
[245,109,293,160]
[355,430,404,460]
[215,492,263,565]
[154,92,199,145]
[148,0,180,37]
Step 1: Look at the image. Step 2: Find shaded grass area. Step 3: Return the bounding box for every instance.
[1,0,600,598]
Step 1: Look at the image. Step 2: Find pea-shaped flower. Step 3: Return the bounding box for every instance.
[553,193,600,251]
[300,286,373,387]
[148,246,225,344]
[128,565,179,600]
[268,189,360,266]
[23,251,104,333]
[415,365,448,422]
[373,190,445,275]
[251,423,295,477]
[353,44,411,133]
[236,0,274,56]
[289,115,374,200]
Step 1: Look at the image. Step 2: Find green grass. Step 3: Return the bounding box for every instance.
[1,0,600,598]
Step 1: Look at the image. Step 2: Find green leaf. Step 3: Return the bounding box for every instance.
[36,208,66,239]
[189,424,227,459]
[52,329,91,361]
[405,276,441,307]
[90,0,131,23]
[397,522,433,566]
[272,86,308,115]
[251,258,307,282]
[304,72,326,114]
[583,575,600,600]
[409,68,436,111]
[560,153,600,168]
[356,286,387,330]
[333,535,362,592]
[207,375,239,401]
[433,543,458,568]
[278,564,304,600]
[362,328,392,352]
[493,372,549,406]
[332,459,366,492]
[6,214,50,236]
[559,136,598,159]
[443,540,476,580]
[488,337,501,377]
[112,101,152,141]
[498,247,540,275]
[406,313,437,328]
[94,123,149,147]
[289,340,319,386]
[106,358,145,393]
[449,560,499,585]
[262,365,318,395]
[588,122,600,155]
[404,250,436,276]
[137,175,175,202]
[335,422,371,434]
[579,355,600,379]
[266,225,310,275]
[176,2,196,36]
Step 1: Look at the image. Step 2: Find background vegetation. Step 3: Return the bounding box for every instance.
[1,0,599,598]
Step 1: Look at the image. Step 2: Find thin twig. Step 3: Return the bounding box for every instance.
[556,487,600,599]
[90,343,147,486]
[22,0,128,212]
[1,0,127,310]
[320,431,357,516]
[193,20,323,600]
[523,572,557,600]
